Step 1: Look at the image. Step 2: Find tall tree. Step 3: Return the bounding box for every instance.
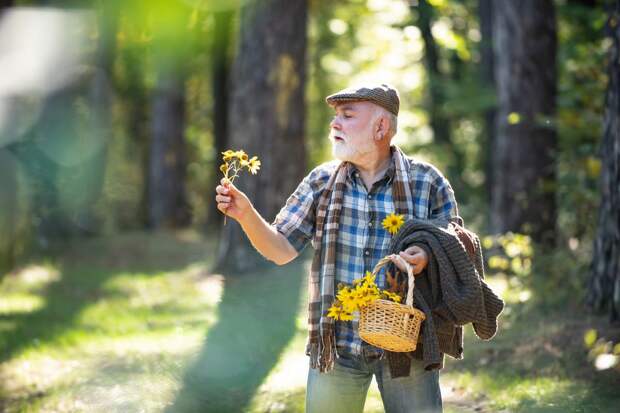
[478,0,496,210]
[0,151,17,274]
[491,0,558,247]
[116,5,150,229]
[0,0,15,275]
[587,0,620,322]
[81,0,118,234]
[149,4,191,228]
[215,0,308,272]
[412,0,468,198]
[206,8,234,229]
[415,0,451,146]
[123,46,150,228]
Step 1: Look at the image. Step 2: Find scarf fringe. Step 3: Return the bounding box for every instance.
[318,329,336,373]
[309,329,336,373]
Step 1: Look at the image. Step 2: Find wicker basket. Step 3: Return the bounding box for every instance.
[359,256,426,352]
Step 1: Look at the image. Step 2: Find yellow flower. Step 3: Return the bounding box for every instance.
[336,286,353,302]
[222,150,235,162]
[354,282,380,307]
[219,163,229,173]
[327,302,353,321]
[248,157,261,175]
[235,150,248,161]
[363,271,376,286]
[384,291,402,303]
[382,213,405,235]
[336,287,358,313]
[339,312,354,321]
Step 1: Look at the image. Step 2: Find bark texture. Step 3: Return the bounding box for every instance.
[216,0,308,272]
[491,0,558,247]
[587,1,620,322]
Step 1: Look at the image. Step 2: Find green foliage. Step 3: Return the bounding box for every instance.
[555,1,607,244]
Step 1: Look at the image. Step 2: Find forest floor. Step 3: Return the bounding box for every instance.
[0,231,619,413]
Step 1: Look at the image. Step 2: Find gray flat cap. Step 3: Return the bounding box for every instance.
[325,83,400,116]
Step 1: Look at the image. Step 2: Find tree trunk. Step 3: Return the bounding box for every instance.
[587,1,620,322]
[81,0,117,234]
[0,150,17,274]
[413,0,468,198]
[415,0,452,146]
[215,0,308,273]
[491,0,558,247]
[0,0,14,275]
[118,34,150,228]
[479,0,496,212]
[206,9,234,229]
[149,14,191,229]
[149,69,190,228]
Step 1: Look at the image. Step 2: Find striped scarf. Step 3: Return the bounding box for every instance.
[307,146,413,372]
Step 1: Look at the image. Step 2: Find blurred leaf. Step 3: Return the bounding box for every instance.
[584,329,597,348]
[585,156,602,178]
[507,112,521,125]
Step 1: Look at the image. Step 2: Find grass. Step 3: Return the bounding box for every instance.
[0,230,619,412]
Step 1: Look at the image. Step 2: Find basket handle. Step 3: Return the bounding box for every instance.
[371,255,415,307]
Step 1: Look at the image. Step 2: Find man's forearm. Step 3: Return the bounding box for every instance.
[238,206,298,265]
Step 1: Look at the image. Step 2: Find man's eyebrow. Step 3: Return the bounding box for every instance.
[338,104,356,112]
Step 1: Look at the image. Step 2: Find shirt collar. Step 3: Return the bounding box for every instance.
[344,152,396,185]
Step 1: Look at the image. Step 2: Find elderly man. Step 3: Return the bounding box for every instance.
[215,84,459,413]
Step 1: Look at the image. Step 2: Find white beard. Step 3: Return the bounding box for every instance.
[329,130,375,162]
[331,140,357,161]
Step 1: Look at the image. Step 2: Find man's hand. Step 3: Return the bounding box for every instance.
[389,246,429,276]
[215,178,252,223]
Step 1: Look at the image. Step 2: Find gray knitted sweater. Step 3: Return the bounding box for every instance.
[384,219,505,377]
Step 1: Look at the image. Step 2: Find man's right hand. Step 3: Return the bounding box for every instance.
[215,178,252,223]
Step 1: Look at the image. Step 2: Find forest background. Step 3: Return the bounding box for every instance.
[0,0,619,412]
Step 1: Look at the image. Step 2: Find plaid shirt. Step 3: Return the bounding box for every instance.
[273,154,458,359]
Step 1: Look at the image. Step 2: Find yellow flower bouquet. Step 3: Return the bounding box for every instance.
[219,149,260,224]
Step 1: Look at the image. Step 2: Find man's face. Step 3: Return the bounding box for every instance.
[329,101,378,163]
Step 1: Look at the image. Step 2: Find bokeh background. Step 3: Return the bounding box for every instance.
[0,0,619,412]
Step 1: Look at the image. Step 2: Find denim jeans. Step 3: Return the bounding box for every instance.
[306,349,442,413]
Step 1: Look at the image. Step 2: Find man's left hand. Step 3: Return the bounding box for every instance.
[389,246,428,276]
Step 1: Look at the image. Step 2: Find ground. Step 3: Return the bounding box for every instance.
[0,231,618,412]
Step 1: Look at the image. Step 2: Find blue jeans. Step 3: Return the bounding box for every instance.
[306,349,442,413]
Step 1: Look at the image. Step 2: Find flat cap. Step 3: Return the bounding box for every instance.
[325,83,400,116]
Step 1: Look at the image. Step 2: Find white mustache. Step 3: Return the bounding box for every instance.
[329,131,347,142]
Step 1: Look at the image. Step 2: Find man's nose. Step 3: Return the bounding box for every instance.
[330,117,341,130]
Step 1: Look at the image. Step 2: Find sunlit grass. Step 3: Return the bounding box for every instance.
[1,231,619,412]
[442,370,620,413]
[0,293,46,314]
[0,231,221,412]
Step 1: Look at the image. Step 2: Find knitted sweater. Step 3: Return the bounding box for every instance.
[385,219,505,377]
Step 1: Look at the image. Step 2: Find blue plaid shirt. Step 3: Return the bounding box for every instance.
[272,152,459,359]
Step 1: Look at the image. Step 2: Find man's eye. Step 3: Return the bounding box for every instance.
[344,113,352,118]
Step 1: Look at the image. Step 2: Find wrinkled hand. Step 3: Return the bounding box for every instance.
[389,246,428,276]
[215,178,252,223]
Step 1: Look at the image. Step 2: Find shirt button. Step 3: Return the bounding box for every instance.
[368,222,373,227]
[364,250,370,256]
[367,194,372,200]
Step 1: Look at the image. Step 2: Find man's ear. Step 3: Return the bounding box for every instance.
[375,115,387,140]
